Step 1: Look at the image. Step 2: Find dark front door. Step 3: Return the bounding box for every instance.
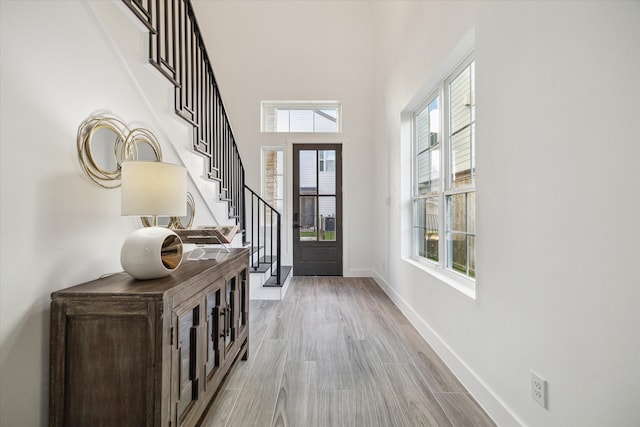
[293,144,342,276]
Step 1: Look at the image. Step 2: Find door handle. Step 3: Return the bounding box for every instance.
[293,212,299,229]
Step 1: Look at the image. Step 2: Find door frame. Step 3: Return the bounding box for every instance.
[292,143,343,276]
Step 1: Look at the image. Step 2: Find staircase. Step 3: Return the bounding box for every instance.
[245,187,292,299]
[120,0,291,297]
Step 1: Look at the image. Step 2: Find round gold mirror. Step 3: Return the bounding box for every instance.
[77,115,163,188]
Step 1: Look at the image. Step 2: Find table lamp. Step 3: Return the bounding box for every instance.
[120,161,187,280]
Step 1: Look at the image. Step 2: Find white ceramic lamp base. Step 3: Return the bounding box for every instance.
[121,227,184,280]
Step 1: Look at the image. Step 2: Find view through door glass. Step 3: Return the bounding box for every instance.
[293,144,342,276]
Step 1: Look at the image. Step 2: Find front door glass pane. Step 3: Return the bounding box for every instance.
[318,150,336,194]
[299,150,317,195]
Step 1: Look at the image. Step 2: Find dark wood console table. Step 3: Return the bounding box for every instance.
[49,248,249,427]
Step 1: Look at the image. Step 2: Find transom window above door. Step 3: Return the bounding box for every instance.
[261,101,342,133]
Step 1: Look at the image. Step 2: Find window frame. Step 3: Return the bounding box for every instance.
[261,101,342,133]
[411,52,476,288]
[261,146,285,218]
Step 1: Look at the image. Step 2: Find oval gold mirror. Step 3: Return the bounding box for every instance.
[141,192,194,229]
[172,192,195,230]
[77,115,163,188]
[123,128,162,163]
[77,116,129,188]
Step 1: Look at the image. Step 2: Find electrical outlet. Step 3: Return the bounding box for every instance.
[530,371,547,409]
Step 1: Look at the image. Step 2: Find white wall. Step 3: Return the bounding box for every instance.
[2,1,638,426]
[191,0,375,273]
[372,1,640,426]
[0,2,219,425]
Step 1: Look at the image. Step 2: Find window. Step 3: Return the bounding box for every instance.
[261,101,341,133]
[261,147,284,216]
[413,54,475,279]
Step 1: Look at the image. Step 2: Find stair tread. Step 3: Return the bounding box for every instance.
[250,262,273,273]
[259,255,276,263]
[263,266,292,287]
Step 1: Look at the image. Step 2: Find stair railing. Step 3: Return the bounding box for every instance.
[121,0,283,284]
[245,187,281,285]
[122,0,243,235]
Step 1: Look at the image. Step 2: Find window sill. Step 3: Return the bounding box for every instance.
[403,257,476,300]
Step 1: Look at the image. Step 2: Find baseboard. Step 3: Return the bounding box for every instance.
[370,269,524,427]
[344,267,375,277]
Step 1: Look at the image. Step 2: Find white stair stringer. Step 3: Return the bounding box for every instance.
[87,0,231,227]
[247,243,292,300]
[249,267,292,300]
[91,1,287,296]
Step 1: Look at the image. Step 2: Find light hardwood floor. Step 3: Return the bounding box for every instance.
[201,276,496,427]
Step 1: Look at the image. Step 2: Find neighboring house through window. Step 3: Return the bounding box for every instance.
[413,53,476,281]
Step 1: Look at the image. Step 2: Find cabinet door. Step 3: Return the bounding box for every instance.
[50,301,159,427]
[172,302,200,425]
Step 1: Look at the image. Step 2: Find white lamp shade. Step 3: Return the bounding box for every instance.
[121,161,187,217]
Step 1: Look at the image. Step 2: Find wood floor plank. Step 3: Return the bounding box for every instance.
[225,339,288,427]
[362,279,412,327]
[314,277,341,325]
[222,354,251,392]
[207,277,493,427]
[199,389,239,427]
[287,300,323,361]
[225,301,278,391]
[397,324,468,393]
[365,322,413,364]
[383,362,453,426]
[250,300,279,323]
[315,323,354,391]
[347,337,413,427]
[337,287,371,341]
[317,389,357,427]
[339,280,413,364]
[264,300,298,340]
[286,276,317,303]
[435,392,496,427]
[270,361,318,427]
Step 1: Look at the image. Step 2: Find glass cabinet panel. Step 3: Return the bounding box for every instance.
[205,289,221,377]
[225,277,236,349]
[239,270,247,330]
